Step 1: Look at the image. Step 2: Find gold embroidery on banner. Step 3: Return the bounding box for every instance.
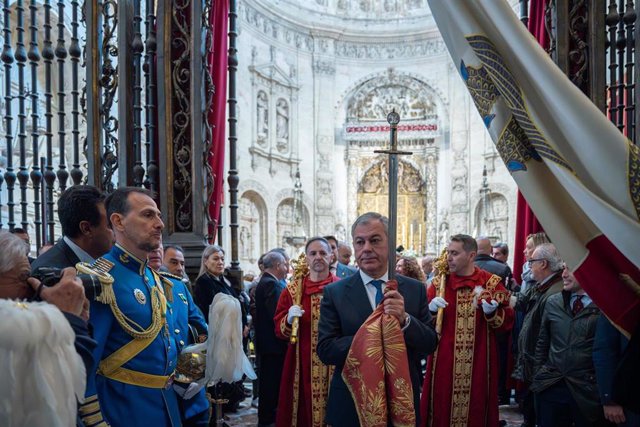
[450,288,476,427]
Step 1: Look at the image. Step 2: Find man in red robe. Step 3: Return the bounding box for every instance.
[274,237,339,427]
[420,234,515,427]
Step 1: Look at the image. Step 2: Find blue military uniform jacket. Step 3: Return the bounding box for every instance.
[159,272,210,424]
[81,244,182,427]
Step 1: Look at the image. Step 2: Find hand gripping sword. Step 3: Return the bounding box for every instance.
[374,110,412,280]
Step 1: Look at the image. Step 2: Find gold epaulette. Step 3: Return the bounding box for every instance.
[158,271,184,281]
[77,258,116,305]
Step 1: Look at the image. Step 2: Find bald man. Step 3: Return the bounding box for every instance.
[475,237,512,284]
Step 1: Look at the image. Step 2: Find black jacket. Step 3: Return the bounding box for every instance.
[254,273,287,356]
[317,273,438,427]
[474,254,512,285]
[531,291,603,425]
[193,272,247,326]
[32,239,81,270]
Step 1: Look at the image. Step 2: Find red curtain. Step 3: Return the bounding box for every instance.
[207,0,229,242]
[512,0,547,282]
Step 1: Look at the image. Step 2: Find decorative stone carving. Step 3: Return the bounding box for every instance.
[276,98,289,153]
[240,3,446,60]
[313,58,336,76]
[346,69,436,121]
[257,91,269,146]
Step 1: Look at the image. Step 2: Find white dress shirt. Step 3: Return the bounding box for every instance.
[358,270,389,311]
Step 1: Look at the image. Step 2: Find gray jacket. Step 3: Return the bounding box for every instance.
[531,291,602,425]
[512,272,563,382]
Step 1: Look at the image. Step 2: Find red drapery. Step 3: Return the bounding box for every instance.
[206,0,229,242]
[512,0,547,281]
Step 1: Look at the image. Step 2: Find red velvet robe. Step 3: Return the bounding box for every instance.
[420,267,514,427]
[274,274,338,427]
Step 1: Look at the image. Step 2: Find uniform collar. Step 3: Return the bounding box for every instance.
[111,243,148,276]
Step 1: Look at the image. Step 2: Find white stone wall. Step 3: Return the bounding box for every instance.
[233,0,520,271]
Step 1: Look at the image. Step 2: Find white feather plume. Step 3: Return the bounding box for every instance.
[205,293,256,386]
[0,300,86,427]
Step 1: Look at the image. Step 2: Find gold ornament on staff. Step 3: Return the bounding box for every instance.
[433,248,449,335]
[289,252,309,344]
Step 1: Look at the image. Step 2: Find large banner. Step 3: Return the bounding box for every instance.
[428,0,640,335]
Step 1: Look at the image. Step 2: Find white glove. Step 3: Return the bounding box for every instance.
[287,305,304,325]
[173,381,204,400]
[428,297,448,313]
[481,299,499,315]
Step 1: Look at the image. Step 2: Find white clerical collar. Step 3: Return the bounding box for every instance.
[63,236,95,264]
[359,270,389,286]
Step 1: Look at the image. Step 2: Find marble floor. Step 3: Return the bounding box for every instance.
[217,386,524,426]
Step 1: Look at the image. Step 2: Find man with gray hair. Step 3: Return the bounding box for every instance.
[513,242,565,426]
[318,212,437,425]
[254,250,289,426]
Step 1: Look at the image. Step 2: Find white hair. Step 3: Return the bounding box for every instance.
[0,230,29,275]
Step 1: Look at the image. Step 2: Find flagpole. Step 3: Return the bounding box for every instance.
[375,110,411,279]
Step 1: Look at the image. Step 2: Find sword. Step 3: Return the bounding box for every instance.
[374,110,412,280]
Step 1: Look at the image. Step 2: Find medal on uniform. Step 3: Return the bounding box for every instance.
[133,288,147,304]
[178,293,188,304]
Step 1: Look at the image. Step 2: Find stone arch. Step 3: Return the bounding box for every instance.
[473,192,509,242]
[239,190,268,263]
[336,68,449,125]
[276,197,310,257]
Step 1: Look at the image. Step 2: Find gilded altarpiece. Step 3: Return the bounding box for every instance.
[357,159,428,253]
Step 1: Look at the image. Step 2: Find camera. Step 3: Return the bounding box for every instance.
[31,267,103,301]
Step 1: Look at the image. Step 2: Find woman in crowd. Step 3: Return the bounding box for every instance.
[193,245,249,414]
[395,255,425,282]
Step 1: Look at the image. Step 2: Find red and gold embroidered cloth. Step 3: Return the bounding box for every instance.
[341,279,416,427]
[420,267,514,427]
[274,274,338,427]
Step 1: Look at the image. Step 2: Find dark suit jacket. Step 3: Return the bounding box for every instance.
[31,239,81,270]
[254,273,287,356]
[474,254,512,285]
[317,273,438,426]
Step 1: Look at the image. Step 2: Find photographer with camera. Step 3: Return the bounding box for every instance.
[0,230,96,427]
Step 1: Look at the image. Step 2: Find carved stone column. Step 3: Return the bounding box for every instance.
[312,42,337,235]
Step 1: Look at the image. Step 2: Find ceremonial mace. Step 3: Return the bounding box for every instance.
[375,110,412,279]
[289,252,309,344]
[433,248,449,335]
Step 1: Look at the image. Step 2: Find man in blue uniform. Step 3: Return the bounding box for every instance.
[80,187,182,427]
[149,244,210,426]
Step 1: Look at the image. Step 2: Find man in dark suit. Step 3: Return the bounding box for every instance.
[32,185,114,271]
[254,250,289,427]
[324,235,357,279]
[317,212,438,426]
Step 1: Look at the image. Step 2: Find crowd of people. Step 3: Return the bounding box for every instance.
[0,184,637,427]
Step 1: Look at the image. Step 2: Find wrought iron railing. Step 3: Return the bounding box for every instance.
[0,1,216,256]
[533,0,638,145]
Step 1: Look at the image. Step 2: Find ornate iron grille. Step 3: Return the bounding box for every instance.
[0,0,216,255]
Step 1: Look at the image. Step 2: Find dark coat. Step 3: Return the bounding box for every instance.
[513,271,564,383]
[531,291,603,425]
[317,273,438,427]
[31,239,81,270]
[474,254,512,285]
[193,272,247,326]
[254,272,287,356]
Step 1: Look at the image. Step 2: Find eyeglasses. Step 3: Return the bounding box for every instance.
[528,258,546,264]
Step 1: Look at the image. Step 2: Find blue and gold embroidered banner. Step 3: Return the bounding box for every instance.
[428,0,640,335]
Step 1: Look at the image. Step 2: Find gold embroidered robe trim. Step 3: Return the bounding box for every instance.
[450,287,476,427]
